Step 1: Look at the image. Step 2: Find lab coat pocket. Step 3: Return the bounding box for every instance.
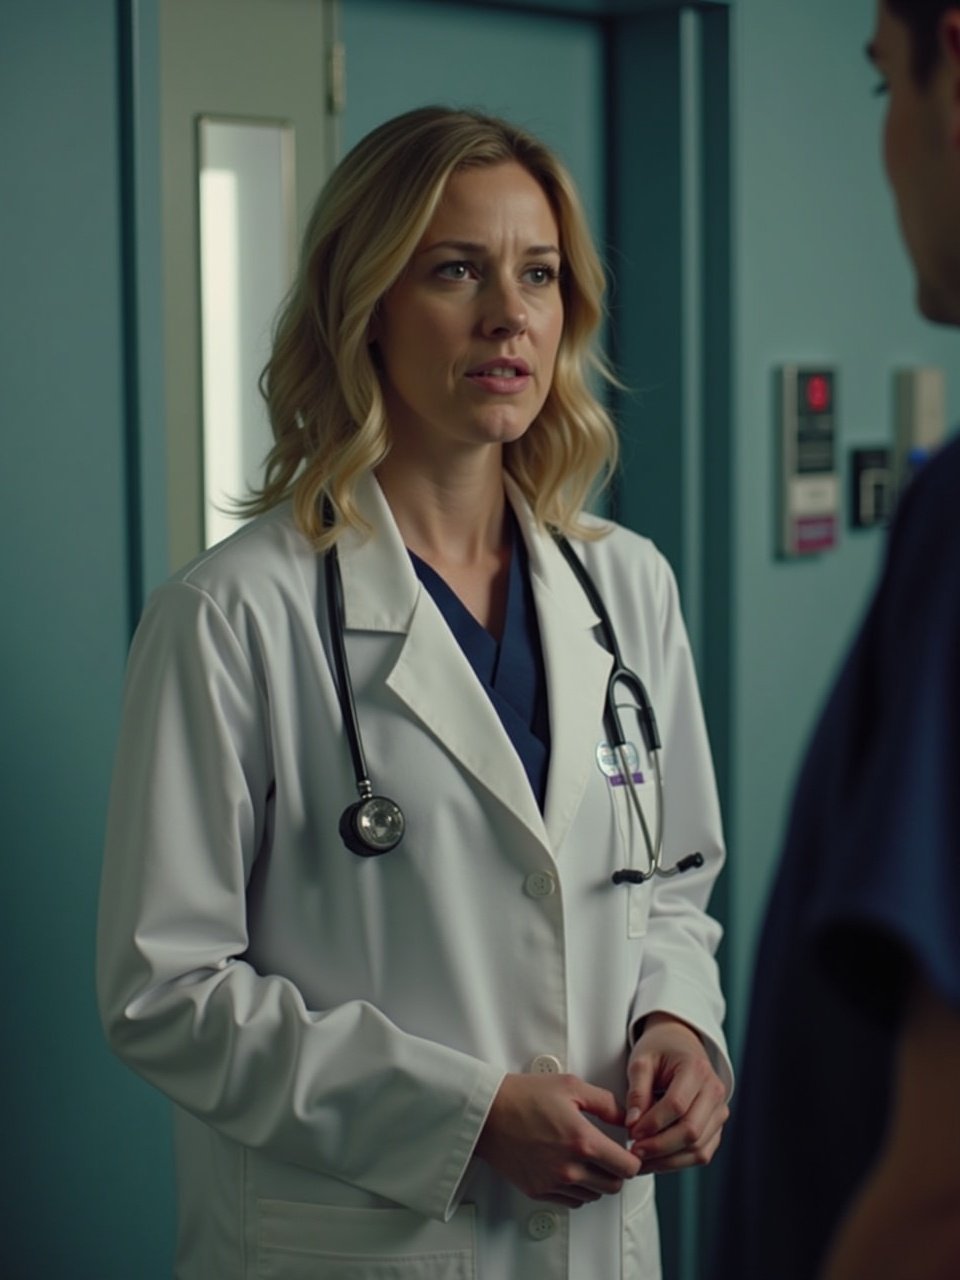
[626,878,652,939]
[621,1175,660,1280]
[256,1200,476,1280]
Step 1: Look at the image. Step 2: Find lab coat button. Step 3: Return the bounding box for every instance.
[527,1210,560,1240]
[524,871,556,898]
[529,1054,563,1074]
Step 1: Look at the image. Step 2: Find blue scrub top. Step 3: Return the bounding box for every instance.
[409,515,551,810]
[711,432,960,1280]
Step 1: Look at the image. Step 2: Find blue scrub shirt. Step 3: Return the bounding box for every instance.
[409,514,551,811]
[711,433,960,1279]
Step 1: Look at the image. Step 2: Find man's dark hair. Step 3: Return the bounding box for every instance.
[886,0,956,82]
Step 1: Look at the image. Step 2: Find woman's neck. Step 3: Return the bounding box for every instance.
[375,448,513,636]
[376,448,509,567]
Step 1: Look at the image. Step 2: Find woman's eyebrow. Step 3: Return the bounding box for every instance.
[865,39,881,67]
[417,239,561,257]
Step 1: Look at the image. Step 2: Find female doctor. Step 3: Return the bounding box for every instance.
[98,106,732,1279]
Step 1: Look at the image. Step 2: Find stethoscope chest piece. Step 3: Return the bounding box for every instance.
[339,794,406,857]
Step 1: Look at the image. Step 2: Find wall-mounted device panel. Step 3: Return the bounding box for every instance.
[850,447,892,529]
[777,365,839,557]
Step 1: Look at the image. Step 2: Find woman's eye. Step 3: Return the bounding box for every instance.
[523,264,559,286]
[436,261,474,281]
[873,79,889,97]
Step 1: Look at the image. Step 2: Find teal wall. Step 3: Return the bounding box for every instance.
[4,0,959,1275]
[726,0,960,1039]
[0,1,174,1275]
[341,0,605,236]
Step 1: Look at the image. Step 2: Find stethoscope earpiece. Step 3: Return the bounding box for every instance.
[339,795,406,858]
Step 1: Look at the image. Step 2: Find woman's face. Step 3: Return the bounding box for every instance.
[372,161,565,464]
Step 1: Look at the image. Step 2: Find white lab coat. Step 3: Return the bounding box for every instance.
[98,473,731,1280]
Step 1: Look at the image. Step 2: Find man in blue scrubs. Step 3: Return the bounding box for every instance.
[713,4,960,1276]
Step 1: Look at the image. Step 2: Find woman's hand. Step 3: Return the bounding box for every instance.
[475,1072,641,1207]
[625,1013,729,1172]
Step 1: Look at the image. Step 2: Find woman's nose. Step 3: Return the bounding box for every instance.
[480,278,528,337]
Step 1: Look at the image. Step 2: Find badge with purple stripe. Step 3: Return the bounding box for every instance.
[596,741,644,787]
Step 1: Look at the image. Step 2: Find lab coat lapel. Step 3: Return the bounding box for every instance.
[510,486,613,854]
[337,475,549,850]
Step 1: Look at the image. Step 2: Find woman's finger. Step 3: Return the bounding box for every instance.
[633,1096,729,1164]
[634,1122,726,1174]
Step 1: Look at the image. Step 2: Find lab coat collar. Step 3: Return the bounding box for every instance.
[336,471,612,856]
[506,478,613,852]
[337,472,421,632]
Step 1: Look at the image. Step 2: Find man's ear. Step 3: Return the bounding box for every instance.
[942,10,960,73]
[944,9,960,53]
[941,11,960,147]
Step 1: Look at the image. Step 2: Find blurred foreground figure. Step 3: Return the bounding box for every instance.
[713,4,960,1278]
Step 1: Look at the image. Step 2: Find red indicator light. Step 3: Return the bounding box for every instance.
[806,374,831,413]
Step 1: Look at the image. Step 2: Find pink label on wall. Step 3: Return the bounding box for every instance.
[793,515,837,553]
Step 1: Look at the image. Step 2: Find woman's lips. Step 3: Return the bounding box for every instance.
[465,360,532,394]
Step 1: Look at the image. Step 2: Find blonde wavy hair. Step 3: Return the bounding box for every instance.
[242,105,619,547]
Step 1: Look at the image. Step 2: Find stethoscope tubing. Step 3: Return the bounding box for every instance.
[551,533,661,755]
[323,511,701,877]
[553,533,702,883]
[325,538,374,801]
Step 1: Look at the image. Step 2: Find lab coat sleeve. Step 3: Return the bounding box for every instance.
[97,581,503,1222]
[627,555,733,1097]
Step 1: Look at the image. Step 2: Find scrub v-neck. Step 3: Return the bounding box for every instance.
[408,517,551,810]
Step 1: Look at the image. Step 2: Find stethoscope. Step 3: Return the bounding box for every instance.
[324,521,704,885]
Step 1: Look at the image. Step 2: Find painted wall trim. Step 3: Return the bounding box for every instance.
[606,12,733,1272]
[414,0,730,17]
[121,0,168,623]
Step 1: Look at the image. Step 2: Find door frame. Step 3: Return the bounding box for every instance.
[121,4,734,1275]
